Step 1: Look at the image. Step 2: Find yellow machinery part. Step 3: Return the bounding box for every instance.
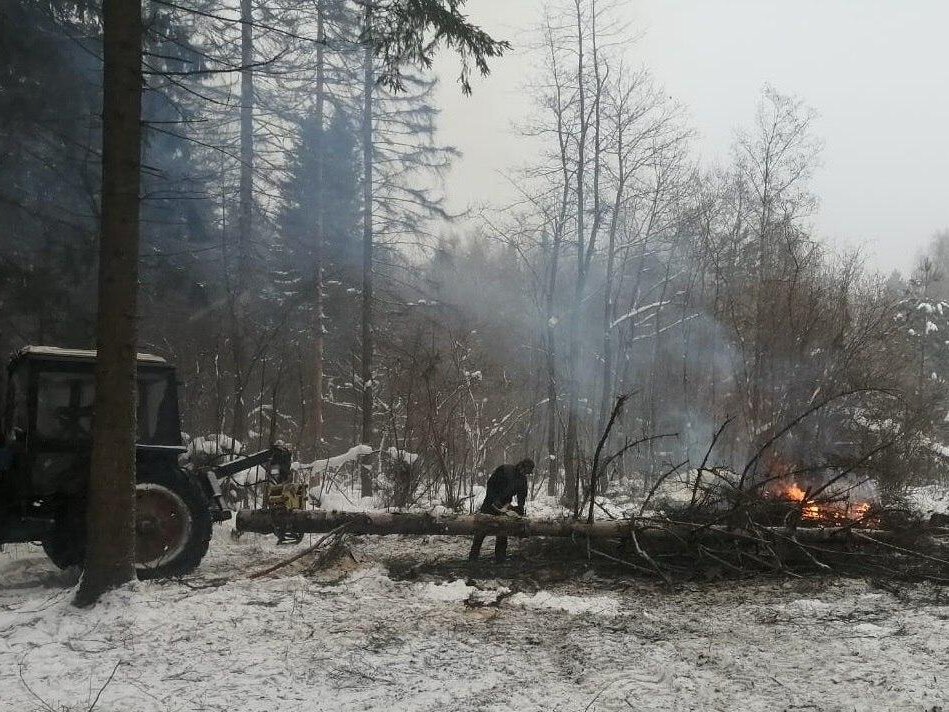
[267,483,308,511]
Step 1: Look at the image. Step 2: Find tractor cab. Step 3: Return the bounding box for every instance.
[1,346,184,501]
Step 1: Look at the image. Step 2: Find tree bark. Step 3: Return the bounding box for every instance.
[75,0,143,607]
[359,3,375,496]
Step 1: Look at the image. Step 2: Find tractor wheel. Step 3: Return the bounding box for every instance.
[42,465,212,578]
[134,465,212,579]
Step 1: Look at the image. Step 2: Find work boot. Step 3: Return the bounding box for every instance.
[469,533,485,561]
[494,535,508,563]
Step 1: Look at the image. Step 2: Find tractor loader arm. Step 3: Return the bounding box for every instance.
[212,443,292,483]
[200,443,294,521]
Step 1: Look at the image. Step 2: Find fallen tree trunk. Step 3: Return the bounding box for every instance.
[238,509,641,539]
[235,509,949,580]
[235,508,942,546]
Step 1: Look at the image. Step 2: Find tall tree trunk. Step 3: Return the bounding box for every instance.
[238,0,254,281]
[544,25,572,498]
[545,221,564,497]
[75,0,143,607]
[596,200,621,436]
[562,0,588,510]
[563,8,606,507]
[597,133,626,435]
[231,0,255,440]
[310,0,326,456]
[359,4,375,496]
[545,217,567,498]
[563,294,581,510]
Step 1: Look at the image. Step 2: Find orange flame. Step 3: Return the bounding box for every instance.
[780,482,871,522]
[785,483,807,502]
[781,483,822,519]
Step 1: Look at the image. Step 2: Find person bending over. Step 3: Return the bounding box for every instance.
[469,458,534,562]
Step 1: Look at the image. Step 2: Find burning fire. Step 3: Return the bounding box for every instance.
[776,481,873,525]
[762,456,874,525]
[783,483,822,521]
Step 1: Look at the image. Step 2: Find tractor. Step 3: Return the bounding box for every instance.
[0,346,292,578]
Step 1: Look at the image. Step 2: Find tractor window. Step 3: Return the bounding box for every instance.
[31,367,178,445]
[4,368,29,436]
[35,371,95,441]
[137,372,178,444]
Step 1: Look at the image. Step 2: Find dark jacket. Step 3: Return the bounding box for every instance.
[479,464,528,516]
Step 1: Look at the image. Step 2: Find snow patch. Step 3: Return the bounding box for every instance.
[418,579,476,602]
[186,434,244,462]
[508,591,620,616]
[385,446,419,464]
[852,622,891,638]
[302,444,373,474]
[785,598,836,615]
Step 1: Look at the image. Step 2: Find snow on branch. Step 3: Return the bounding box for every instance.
[609,300,671,330]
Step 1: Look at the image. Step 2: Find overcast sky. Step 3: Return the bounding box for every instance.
[432,0,949,275]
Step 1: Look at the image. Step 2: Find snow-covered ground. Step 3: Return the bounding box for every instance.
[1,479,947,711]
[2,511,948,712]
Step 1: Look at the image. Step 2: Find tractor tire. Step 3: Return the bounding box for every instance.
[42,507,85,570]
[134,464,212,579]
[42,465,212,578]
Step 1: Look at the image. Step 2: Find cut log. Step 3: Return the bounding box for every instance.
[235,508,944,548]
[237,509,639,539]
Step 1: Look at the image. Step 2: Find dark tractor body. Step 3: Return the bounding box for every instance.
[0,346,291,578]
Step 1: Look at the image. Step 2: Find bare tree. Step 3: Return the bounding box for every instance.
[562,0,609,508]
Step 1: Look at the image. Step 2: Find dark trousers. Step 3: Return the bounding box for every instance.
[469,532,508,562]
